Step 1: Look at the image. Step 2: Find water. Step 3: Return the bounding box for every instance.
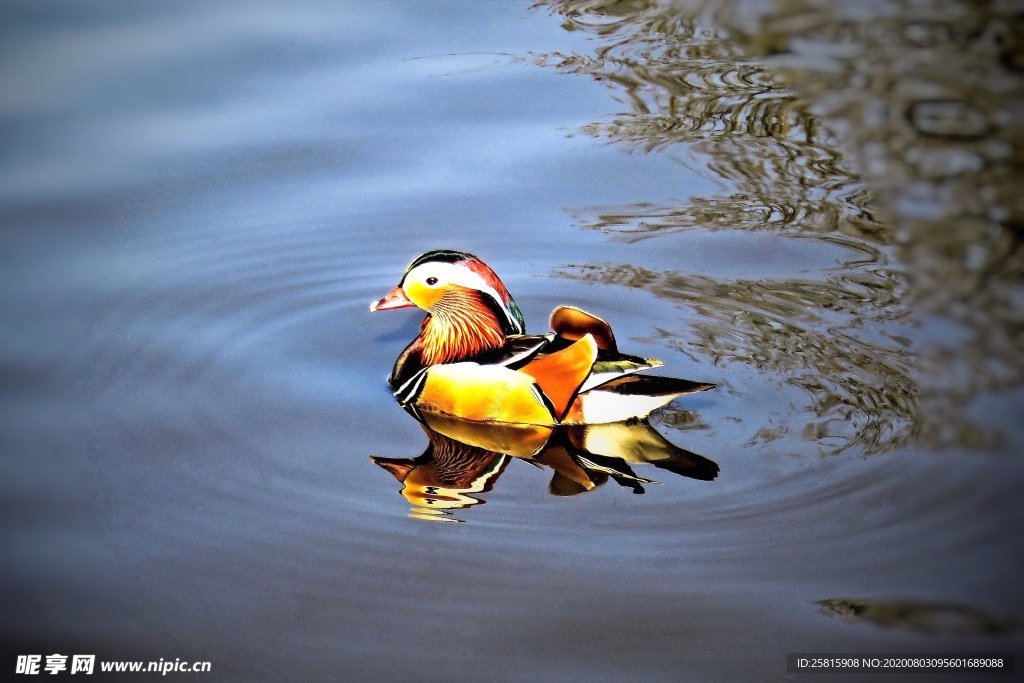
[2,0,1022,679]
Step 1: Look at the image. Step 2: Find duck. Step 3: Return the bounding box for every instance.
[369,249,713,426]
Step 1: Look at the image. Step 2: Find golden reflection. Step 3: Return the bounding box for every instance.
[533,0,1022,453]
[371,410,718,523]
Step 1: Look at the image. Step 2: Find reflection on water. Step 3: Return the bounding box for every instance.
[557,262,914,454]
[4,0,1023,677]
[372,410,717,522]
[535,0,1023,454]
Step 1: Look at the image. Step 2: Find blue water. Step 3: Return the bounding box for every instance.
[2,1,1021,680]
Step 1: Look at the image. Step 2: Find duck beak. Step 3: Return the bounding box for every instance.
[370,285,415,312]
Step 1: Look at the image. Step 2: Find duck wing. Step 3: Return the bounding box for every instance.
[518,333,598,422]
[580,352,665,393]
[573,374,715,424]
[474,333,553,367]
[546,305,672,392]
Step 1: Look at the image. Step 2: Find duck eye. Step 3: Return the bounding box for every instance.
[425,276,438,286]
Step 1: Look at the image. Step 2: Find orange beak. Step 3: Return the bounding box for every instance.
[369,285,415,312]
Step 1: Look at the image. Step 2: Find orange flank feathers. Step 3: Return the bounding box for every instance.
[519,334,597,421]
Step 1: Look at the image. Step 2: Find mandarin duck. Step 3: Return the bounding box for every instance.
[370,249,713,426]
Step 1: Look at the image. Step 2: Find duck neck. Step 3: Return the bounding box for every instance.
[419,290,507,366]
[389,290,508,389]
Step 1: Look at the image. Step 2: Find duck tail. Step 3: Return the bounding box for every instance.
[576,375,714,424]
[599,375,714,396]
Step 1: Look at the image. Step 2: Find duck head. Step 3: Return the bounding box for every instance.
[370,250,525,386]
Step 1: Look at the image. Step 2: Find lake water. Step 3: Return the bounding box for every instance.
[2,0,1022,680]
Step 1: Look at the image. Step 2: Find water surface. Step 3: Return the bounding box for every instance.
[2,0,1022,680]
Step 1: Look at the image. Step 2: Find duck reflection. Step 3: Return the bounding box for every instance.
[372,412,718,523]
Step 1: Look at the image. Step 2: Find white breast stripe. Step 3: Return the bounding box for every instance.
[497,335,552,367]
[394,367,430,405]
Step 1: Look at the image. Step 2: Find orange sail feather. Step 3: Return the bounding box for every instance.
[519,334,597,421]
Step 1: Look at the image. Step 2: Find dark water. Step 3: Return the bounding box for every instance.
[3,0,1022,680]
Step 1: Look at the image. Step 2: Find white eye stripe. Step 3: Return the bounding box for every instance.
[405,262,523,333]
[407,262,482,289]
